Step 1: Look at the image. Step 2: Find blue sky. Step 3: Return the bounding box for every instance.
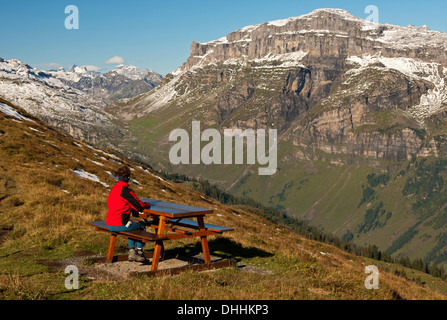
[1,0,446,75]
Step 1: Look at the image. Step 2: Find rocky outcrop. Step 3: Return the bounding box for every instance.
[115,8,447,165]
[217,81,256,121]
[290,63,437,162]
[55,65,162,103]
[183,9,447,72]
[106,9,447,266]
[0,59,124,145]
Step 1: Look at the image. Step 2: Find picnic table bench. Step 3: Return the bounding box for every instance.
[87,199,235,276]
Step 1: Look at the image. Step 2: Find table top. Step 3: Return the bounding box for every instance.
[141,199,213,218]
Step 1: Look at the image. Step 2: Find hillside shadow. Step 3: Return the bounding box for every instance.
[166,237,273,263]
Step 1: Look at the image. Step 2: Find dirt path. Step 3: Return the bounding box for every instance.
[40,251,233,281]
[39,250,271,282]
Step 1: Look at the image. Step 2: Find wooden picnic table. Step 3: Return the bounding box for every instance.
[140,199,225,271]
[88,199,235,276]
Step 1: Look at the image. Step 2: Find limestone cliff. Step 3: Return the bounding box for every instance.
[107,9,447,266]
[112,8,447,164]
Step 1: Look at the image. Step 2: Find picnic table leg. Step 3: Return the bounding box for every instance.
[197,216,211,264]
[151,216,166,271]
[106,233,117,263]
[152,217,165,259]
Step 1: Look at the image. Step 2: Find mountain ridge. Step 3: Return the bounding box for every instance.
[0,58,162,144]
[1,96,446,299]
[0,58,121,144]
[182,8,447,74]
[105,8,447,267]
[49,62,163,102]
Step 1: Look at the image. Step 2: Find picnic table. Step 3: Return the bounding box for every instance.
[88,199,235,276]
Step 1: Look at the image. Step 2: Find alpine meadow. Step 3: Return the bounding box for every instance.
[2,4,447,303]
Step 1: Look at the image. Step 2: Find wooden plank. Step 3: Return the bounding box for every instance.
[142,220,192,235]
[145,199,213,213]
[87,221,167,242]
[144,210,208,219]
[172,219,234,233]
[166,227,192,235]
[88,220,228,243]
[88,221,110,229]
[141,199,213,218]
[122,229,166,242]
[163,230,218,240]
[131,259,237,278]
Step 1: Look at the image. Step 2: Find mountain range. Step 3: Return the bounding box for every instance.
[51,63,162,102]
[105,9,447,266]
[2,8,447,268]
[0,58,162,144]
[1,97,446,299]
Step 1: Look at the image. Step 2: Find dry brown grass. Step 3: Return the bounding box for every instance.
[0,103,446,300]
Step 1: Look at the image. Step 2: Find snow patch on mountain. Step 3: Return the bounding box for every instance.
[410,69,447,123]
[46,62,163,103]
[50,64,100,83]
[137,76,178,114]
[373,25,447,50]
[252,51,308,68]
[177,49,308,75]
[0,58,122,143]
[201,8,447,53]
[50,63,159,84]
[346,54,447,125]
[0,102,35,122]
[70,169,109,188]
[106,64,155,81]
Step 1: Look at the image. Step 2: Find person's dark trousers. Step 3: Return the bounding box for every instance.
[108,221,145,249]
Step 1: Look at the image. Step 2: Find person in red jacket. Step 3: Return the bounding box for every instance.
[106,165,151,262]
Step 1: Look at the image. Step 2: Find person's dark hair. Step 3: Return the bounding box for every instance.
[115,165,131,182]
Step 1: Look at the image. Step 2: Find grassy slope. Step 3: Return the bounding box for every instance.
[1,101,446,300]
[132,105,447,267]
[110,64,443,266]
[229,154,447,265]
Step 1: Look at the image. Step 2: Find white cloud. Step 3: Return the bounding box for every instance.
[81,65,102,72]
[104,56,126,65]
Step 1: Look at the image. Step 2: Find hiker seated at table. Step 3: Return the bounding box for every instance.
[106,165,151,263]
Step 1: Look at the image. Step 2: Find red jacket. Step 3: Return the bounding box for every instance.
[106,181,150,227]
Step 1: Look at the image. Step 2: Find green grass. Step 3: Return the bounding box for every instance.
[1,102,446,300]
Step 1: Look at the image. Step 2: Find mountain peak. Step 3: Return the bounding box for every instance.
[235,8,361,34]
[266,8,357,26]
[108,64,158,81]
[305,8,355,17]
[68,64,89,74]
[67,64,77,72]
[179,8,447,77]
